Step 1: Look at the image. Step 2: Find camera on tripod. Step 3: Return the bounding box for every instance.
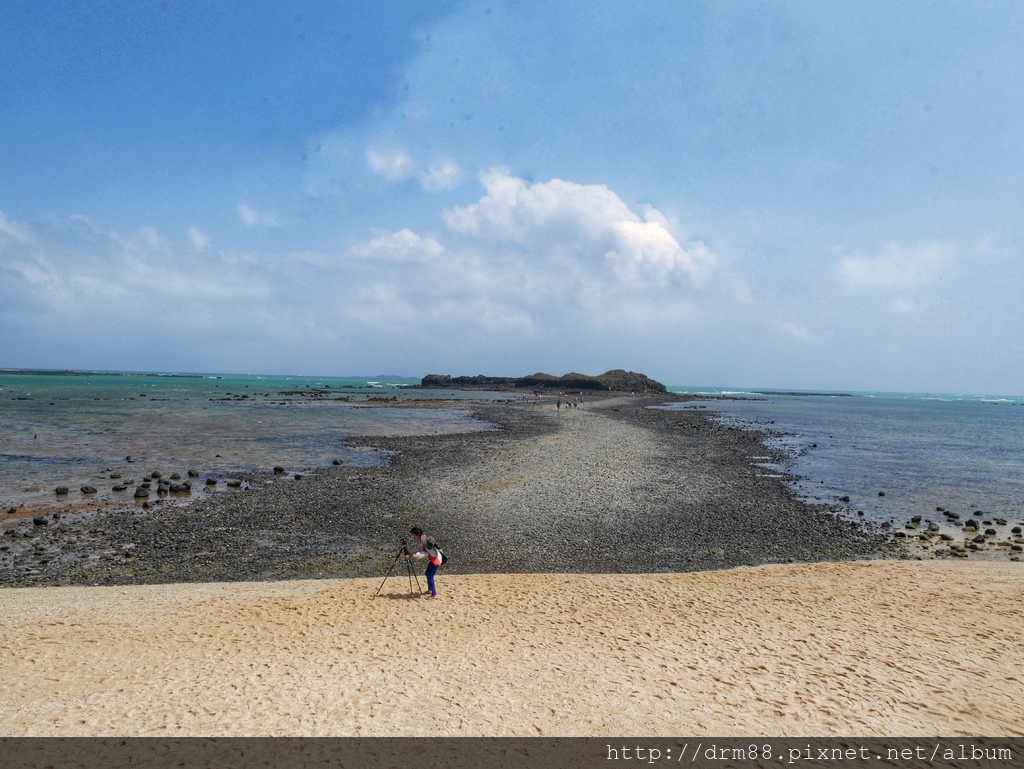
[374,539,421,598]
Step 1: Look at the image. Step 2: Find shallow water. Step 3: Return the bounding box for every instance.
[0,371,504,511]
[666,387,1024,529]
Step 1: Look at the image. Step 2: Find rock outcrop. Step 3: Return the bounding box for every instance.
[421,369,666,393]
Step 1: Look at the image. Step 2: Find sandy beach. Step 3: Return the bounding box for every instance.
[1,560,1021,737]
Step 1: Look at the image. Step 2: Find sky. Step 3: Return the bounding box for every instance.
[1,1,1022,393]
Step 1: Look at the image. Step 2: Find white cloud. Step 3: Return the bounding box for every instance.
[238,204,280,228]
[188,227,211,250]
[443,169,713,285]
[839,242,953,290]
[419,160,463,192]
[0,210,35,245]
[366,149,416,181]
[349,229,445,263]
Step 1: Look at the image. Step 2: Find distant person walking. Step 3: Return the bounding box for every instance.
[406,526,444,599]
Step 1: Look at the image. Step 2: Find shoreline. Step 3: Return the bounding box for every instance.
[1,395,896,588]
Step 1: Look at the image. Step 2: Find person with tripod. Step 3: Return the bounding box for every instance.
[405,526,443,599]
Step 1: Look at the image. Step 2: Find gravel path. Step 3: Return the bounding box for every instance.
[0,396,893,587]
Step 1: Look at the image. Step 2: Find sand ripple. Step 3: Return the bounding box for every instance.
[1,560,1020,736]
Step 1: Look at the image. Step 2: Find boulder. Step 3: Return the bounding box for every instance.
[55,486,69,495]
[81,485,97,494]
[134,487,149,498]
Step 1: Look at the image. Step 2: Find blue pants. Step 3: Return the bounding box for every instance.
[425,562,438,596]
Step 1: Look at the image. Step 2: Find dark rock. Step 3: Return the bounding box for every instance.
[32,516,48,526]
[332,459,343,466]
[927,522,940,531]
[133,487,149,498]
[1013,527,1023,535]
[878,491,885,497]
[226,479,242,488]
[839,495,850,502]
[985,529,997,536]
[81,485,97,494]
[911,515,922,523]
[995,518,1007,526]
[112,485,128,492]
[205,478,217,486]
[972,534,987,544]
[964,519,979,530]
[109,473,122,480]
[422,369,668,393]
[55,486,69,495]
[170,473,181,480]
[293,474,304,480]
[273,466,286,474]
[187,469,199,477]
[939,534,954,541]
[151,471,162,479]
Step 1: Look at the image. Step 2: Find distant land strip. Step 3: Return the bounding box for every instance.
[0,369,206,379]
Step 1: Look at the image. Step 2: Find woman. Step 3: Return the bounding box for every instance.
[405,526,443,599]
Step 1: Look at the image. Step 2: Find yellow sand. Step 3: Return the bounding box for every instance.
[1,560,1021,737]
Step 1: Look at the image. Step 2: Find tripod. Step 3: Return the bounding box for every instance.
[373,544,423,598]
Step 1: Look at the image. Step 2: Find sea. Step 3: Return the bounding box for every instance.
[0,370,509,512]
[2,371,1022,534]
[665,386,1024,530]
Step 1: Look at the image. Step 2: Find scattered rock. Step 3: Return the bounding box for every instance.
[205,478,217,486]
[55,486,69,495]
[333,459,344,466]
[81,485,97,494]
[226,479,243,488]
[273,466,286,474]
[187,469,199,477]
[878,491,885,496]
[32,516,48,527]
[112,485,128,492]
[134,487,149,498]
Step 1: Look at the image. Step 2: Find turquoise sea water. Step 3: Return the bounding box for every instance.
[666,386,1024,529]
[0,370,507,511]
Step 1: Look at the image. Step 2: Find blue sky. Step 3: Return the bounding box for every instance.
[1,1,1022,393]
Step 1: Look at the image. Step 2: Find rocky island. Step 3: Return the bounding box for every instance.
[421,368,667,393]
